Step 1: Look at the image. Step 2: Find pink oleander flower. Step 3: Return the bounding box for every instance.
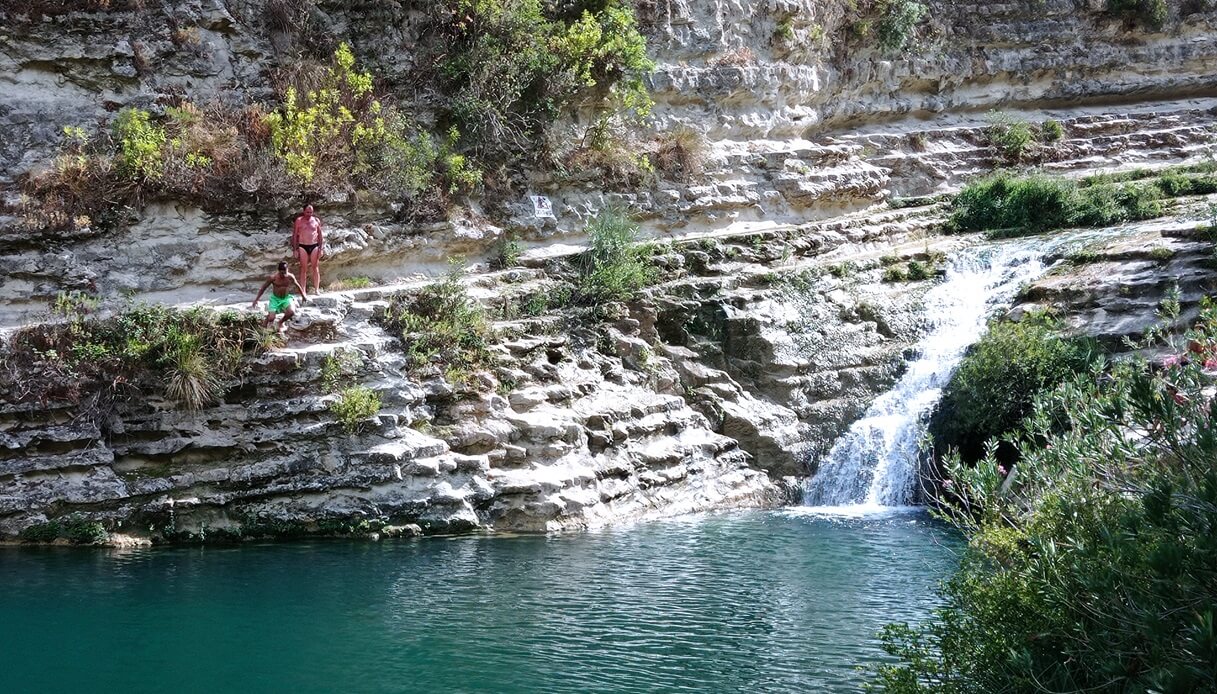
[1205,357,1217,370]
[1163,354,1182,368]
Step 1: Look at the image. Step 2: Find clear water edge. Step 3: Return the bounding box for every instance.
[0,509,960,694]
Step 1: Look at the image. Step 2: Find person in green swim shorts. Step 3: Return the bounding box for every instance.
[251,261,309,333]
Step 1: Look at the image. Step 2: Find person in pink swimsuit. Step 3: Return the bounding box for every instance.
[292,204,325,294]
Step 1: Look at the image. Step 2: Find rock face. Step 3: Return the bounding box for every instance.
[3,0,1217,541]
[3,1,1217,321]
[0,210,963,541]
[1009,214,1217,351]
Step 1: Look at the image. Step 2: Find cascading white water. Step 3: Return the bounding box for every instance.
[803,242,1050,509]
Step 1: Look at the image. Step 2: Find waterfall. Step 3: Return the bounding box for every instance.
[803,242,1049,509]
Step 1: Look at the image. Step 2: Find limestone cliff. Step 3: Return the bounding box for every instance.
[2,0,1217,542]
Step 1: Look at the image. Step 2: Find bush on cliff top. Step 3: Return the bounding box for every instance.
[873,303,1217,692]
[21,1,656,232]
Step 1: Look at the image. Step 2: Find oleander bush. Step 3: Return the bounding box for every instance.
[874,304,1217,693]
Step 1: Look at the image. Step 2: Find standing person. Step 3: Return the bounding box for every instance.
[251,261,309,334]
[292,204,325,295]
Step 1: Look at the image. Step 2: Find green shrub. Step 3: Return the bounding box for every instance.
[329,386,381,432]
[164,332,224,410]
[1148,246,1175,261]
[875,0,927,52]
[577,208,656,302]
[882,265,909,282]
[828,261,857,278]
[23,2,655,235]
[114,108,167,180]
[985,112,1035,162]
[1,303,267,410]
[1040,118,1064,143]
[376,269,496,386]
[434,0,653,160]
[947,172,1168,237]
[1154,172,1217,197]
[18,522,61,543]
[927,315,1098,463]
[329,276,374,291]
[1064,247,1103,265]
[1108,0,1169,29]
[492,236,523,270]
[19,516,108,544]
[521,293,548,316]
[320,349,363,392]
[264,42,384,183]
[905,259,931,281]
[875,307,1217,692]
[774,14,795,42]
[948,172,1074,235]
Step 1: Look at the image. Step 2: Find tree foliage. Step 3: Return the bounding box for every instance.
[929,314,1098,463]
[434,0,654,159]
[873,303,1217,693]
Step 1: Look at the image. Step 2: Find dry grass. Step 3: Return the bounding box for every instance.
[18,100,295,234]
[653,125,707,181]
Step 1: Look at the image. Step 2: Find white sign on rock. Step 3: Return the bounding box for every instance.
[530,195,555,219]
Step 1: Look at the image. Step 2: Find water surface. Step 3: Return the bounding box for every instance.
[0,509,957,693]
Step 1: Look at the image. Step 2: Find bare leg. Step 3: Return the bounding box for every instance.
[296,247,311,293]
[279,306,294,334]
[263,311,275,328]
[308,247,322,294]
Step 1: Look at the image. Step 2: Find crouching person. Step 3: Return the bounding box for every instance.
[251,261,309,333]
